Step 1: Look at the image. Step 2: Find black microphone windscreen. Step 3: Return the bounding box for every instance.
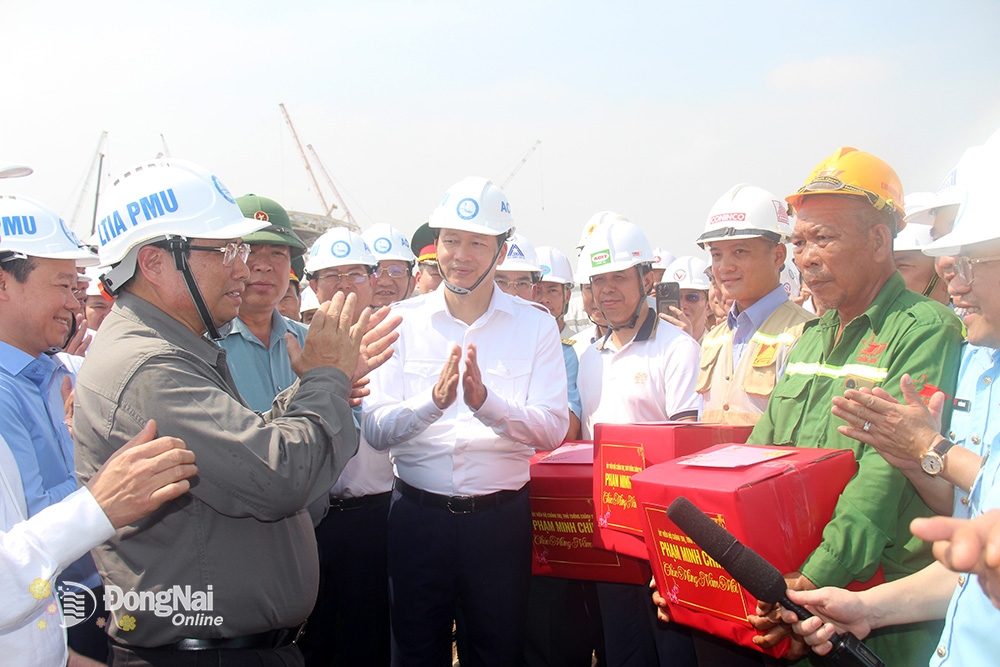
[666,496,787,603]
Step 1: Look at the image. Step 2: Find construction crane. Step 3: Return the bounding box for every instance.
[68,130,107,238]
[307,144,356,228]
[501,139,541,189]
[279,103,333,216]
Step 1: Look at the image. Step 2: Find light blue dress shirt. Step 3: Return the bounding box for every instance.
[947,344,1000,518]
[929,427,1000,665]
[726,284,789,371]
[219,311,308,413]
[562,342,582,420]
[0,341,99,587]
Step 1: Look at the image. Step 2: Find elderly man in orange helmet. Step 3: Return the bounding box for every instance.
[741,148,964,666]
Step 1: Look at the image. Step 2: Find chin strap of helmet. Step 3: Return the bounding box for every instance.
[163,236,223,341]
[922,272,940,297]
[601,264,651,332]
[441,232,510,296]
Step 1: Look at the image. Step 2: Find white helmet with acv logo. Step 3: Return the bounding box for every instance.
[697,184,793,249]
[497,233,542,278]
[0,194,98,265]
[578,220,654,282]
[536,246,574,286]
[362,224,415,265]
[306,227,377,274]
[428,177,514,237]
[97,159,267,293]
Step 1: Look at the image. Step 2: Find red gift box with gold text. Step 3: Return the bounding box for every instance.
[529,443,649,584]
[592,422,753,559]
[631,444,857,657]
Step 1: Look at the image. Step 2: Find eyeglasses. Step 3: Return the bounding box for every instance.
[796,176,896,214]
[374,264,410,279]
[955,255,1000,286]
[683,292,705,303]
[187,242,251,266]
[315,270,370,285]
[495,278,533,291]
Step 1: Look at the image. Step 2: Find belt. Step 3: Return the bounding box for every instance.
[328,491,392,511]
[393,477,528,514]
[127,624,306,652]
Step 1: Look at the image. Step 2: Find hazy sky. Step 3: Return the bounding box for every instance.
[4,0,999,262]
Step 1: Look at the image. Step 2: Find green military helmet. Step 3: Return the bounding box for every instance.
[237,194,307,258]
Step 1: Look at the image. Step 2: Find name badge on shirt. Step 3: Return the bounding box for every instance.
[752,343,778,368]
[953,398,971,412]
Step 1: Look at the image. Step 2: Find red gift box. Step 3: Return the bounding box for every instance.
[631,444,857,657]
[529,443,649,584]
[592,422,753,559]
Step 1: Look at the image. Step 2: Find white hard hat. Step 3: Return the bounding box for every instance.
[576,211,630,250]
[0,194,98,266]
[697,184,793,248]
[578,220,655,281]
[779,258,801,300]
[428,176,514,237]
[497,232,542,277]
[97,159,267,291]
[924,129,1000,256]
[83,265,105,296]
[0,163,33,179]
[362,223,416,264]
[664,256,710,291]
[652,248,676,271]
[306,227,378,274]
[903,189,965,228]
[536,246,574,286]
[894,222,934,252]
[299,284,320,313]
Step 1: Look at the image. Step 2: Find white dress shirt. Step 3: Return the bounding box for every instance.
[0,434,115,667]
[579,309,702,438]
[362,285,569,496]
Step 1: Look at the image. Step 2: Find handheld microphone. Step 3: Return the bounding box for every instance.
[665,496,884,667]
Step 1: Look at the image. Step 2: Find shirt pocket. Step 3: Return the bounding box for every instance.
[402,359,442,397]
[767,373,812,445]
[481,359,533,404]
[695,340,723,394]
[742,354,778,398]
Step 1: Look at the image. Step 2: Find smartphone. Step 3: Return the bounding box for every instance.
[656,282,681,316]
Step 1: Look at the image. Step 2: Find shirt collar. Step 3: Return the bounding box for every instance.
[728,285,789,332]
[597,307,658,351]
[224,310,292,347]
[817,271,907,333]
[0,340,38,376]
[427,282,516,324]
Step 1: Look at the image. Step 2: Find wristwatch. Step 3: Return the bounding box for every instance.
[920,438,957,476]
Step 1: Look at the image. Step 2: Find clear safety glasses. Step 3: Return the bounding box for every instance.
[187,242,252,266]
[955,255,1000,286]
[796,176,896,214]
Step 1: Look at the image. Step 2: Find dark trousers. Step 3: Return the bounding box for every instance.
[596,581,696,667]
[109,643,304,666]
[299,493,391,667]
[67,584,109,662]
[387,487,532,667]
[523,577,604,667]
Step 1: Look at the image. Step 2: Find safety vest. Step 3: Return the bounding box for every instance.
[696,300,814,425]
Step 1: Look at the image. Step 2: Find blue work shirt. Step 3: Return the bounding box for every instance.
[219,311,308,413]
[727,285,789,371]
[562,342,582,419]
[930,427,1000,665]
[948,344,1000,517]
[0,341,99,587]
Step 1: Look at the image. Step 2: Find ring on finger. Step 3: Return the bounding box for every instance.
[862,420,872,432]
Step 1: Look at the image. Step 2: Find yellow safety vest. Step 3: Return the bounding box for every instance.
[696,300,815,425]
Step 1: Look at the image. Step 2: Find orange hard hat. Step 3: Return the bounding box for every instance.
[787,147,905,230]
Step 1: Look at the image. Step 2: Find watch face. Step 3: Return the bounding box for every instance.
[921,452,945,476]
